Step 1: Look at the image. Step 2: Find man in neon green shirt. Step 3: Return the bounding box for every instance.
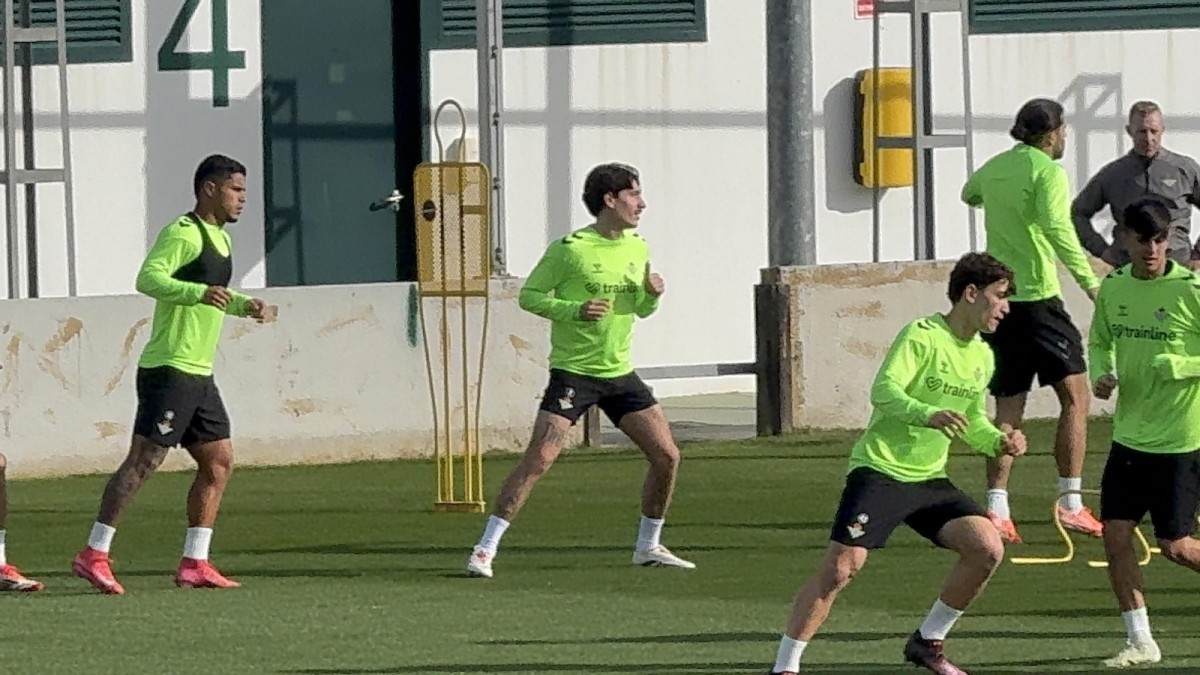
[1089,196,1200,668]
[465,163,693,578]
[768,253,1027,675]
[961,98,1104,544]
[73,155,274,595]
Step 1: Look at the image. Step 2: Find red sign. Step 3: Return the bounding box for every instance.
[855,0,874,19]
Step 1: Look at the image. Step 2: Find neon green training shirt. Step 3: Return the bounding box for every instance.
[962,144,1100,302]
[848,314,1006,482]
[136,215,251,377]
[1089,262,1200,454]
[519,226,660,378]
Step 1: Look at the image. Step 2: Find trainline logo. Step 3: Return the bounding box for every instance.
[1110,323,1178,342]
[584,282,638,295]
[924,377,980,400]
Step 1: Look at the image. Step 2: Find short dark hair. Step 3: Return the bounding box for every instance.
[1009,98,1065,146]
[193,154,247,195]
[581,163,640,217]
[1123,195,1172,241]
[948,252,1015,303]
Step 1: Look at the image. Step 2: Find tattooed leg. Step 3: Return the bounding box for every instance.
[96,436,170,526]
[491,411,573,521]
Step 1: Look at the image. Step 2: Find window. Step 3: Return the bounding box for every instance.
[969,0,1200,35]
[9,0,132,66]
[425,0,707,50]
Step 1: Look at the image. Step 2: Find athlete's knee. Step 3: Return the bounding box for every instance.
[967,531,1005,572]
[195,442,235,483]
[819,547,866,593]
[1156,537,1196,565]
[647,443,680,473]
[1054,375,1090,411]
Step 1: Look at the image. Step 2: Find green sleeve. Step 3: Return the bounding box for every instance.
[869,328,940,426]
[962,376,1004,457]
[635,292,660,319]
[1088,284,1116,384]
[518,244,580,323]
[635,260,661,318]
[225,291,253,317]
[961,172,983,208]
[135,227,207,306]
[1037,166,1100,291]
[1150,354,1200,380]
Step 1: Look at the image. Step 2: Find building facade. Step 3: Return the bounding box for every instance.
[5,0,1200,397]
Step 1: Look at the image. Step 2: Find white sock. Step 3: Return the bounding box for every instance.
[1059,476,1083,512]
[918,599,964,641]
[477,515,510,554]
[637,515,665,551]
[88,522,116,554]
[986,489,1010,519]
[0,529,7,566]
[1122,607,1153,644]
[772,635,807,673]
[183,527,213,561]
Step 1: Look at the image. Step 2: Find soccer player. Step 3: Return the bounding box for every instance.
[0,451,43,591]
[465,162,693,578]
[72,154,274,595]
[767,252,1027,675]
[961,98,1103,544]
[1089,196,1200,668]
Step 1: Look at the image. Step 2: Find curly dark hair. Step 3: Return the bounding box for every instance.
[948,252,1016,303]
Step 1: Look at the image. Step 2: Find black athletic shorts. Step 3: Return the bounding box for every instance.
[1100,442,1200,541]
[132,366,231,448]
[980,296,1086,397]
[829,467,987,549]
[538,368,657,427]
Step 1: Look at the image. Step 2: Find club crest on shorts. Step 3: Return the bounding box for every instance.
[156,410,175,436]
[847,512,869,539]
[557,388,575,411]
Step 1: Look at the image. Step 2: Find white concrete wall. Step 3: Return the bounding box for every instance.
[766,260,1115,430]
[2,0,265,299]
[429,0,1200,399]
[428,0,765,399]
[0,281,554,479]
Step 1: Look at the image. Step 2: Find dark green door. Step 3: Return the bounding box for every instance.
[261,0,421,286]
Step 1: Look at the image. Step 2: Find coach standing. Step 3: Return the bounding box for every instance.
[1073,101,1200,269]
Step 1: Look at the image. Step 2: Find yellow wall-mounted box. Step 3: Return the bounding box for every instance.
[854,67,914,189]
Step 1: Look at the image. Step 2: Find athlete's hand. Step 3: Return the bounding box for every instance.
[579,299,610,321]
[644,261,665,297]
[999,428,1027,457]
[244,298,278,323]
[926,410,968,438]
[1093,374,1118,400]
[200,285,232,309]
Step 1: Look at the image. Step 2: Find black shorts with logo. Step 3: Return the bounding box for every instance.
[538,368,658,427]
[829,467,987,549]
[132,366,231,448]
[980,296,1086,397]
[1100,442,1200,541]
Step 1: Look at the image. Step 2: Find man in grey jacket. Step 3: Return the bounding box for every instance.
[1072,101,1200,268]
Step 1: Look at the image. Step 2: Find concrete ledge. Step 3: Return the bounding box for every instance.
[0,281,566,479]
[759,259,1115,431]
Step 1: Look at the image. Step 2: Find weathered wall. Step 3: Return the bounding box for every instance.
[762,260,1115,430]
[0,281,557,479]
